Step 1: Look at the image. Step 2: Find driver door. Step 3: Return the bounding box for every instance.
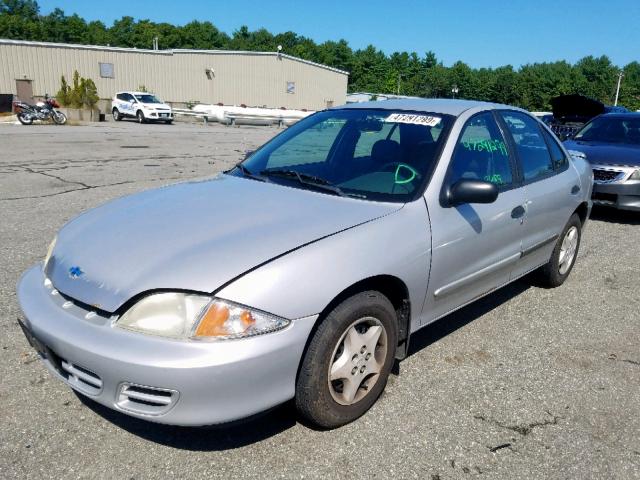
[423,111,526,323]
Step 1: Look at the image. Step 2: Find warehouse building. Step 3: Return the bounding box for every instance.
[0,39,348,112]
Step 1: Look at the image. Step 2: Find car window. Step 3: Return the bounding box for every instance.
[500,111,554,182]
[268,118,347,168]
[575,116,640,145]
[542,129,568,170]
[116,93,126,101]
[135,94,162,104]
[449,112,513,187]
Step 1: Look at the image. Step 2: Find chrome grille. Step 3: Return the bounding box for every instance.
[593,169,624,183]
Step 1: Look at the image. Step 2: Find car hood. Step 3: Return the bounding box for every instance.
[46,174,400,313]
[564,140,640,167]
[142,103,171,110]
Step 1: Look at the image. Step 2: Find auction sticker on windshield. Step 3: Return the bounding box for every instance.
[385,113,441,127]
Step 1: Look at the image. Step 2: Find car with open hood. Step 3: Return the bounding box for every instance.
[548,94,628,140]
[17,99,592,428]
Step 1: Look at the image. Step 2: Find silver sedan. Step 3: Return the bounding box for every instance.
[17,99,592,428]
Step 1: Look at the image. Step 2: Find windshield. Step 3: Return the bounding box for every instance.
[135,94,162,104]
[574,116,640,145]
[235,109,452,202]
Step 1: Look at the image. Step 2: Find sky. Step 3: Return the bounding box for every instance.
[36,0,639,68]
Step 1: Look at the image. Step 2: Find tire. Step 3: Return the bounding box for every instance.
[136,110,146,124]
[535,213,582,288]
[17,112,33,125]
[296,291,398,429]
[52,111,67,125]
[112,108,122,121]
[165,120,173,125]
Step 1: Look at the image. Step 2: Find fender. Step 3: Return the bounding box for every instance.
[216,199,433,334]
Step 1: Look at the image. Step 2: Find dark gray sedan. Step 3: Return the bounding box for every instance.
[565,113,640,211]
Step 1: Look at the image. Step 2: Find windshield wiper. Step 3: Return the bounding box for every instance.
[259,169,347,196]
[234,163,267,182]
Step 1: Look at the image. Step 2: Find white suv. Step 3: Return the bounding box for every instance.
[112,91,174,124]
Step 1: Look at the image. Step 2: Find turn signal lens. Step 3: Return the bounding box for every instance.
[194,303,230,337]
[192,299,289,340]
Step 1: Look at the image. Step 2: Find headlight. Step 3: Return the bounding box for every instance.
[629,169,640,180]
[116,293,290,340]
[43,236,56,271]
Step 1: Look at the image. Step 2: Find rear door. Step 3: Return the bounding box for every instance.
[423,111,527,322]
[497,111,580,278]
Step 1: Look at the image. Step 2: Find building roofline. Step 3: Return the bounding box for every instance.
[0,38,350,76]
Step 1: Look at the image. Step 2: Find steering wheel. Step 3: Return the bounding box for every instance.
[380,162,421,184]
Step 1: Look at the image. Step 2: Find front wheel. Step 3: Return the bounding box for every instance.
[52,111,67,125]
[136,110,146,124]
[17,112,33,125]
[535,213,582,288]
[296,291,397,429]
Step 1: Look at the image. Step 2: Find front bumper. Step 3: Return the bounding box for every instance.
[146,110,173,120]
[592,181,640,212]
[17,265,317,426]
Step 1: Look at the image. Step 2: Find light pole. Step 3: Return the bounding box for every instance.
[451,85,459,99]
[614,71,624,106]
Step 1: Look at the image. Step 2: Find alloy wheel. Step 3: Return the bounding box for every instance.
[558,226,579,275]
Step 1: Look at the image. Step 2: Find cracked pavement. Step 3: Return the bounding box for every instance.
[1,121,639,479]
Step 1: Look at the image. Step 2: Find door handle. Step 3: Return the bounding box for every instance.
[571,185,581,194]
[511,205,526,219]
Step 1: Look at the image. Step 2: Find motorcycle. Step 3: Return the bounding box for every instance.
[15,95,67,125]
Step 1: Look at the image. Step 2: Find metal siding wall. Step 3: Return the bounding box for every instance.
[0,42,347,109]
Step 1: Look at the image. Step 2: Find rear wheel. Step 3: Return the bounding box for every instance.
[136,110,146,124]
[296,291,397,429]
[535,213,582,287]
[17,112,33,125]
[112,108,122,121]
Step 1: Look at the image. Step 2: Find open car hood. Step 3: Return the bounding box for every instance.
[551,94,605,123]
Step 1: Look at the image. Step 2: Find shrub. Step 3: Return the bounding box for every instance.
[57,70,99,109]
[56,75,71,106]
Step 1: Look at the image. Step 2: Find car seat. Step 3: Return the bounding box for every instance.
[370,139,401,167]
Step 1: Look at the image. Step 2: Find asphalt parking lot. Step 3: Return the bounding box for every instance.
[1,120,639,479]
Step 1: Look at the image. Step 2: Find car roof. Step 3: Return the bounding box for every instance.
[115,91,156,96]
[338,98,515,116]
[600,112,640,119]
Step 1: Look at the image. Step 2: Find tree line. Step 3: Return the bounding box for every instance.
[2,0,639,111]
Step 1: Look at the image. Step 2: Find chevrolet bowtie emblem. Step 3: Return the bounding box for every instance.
[68,266,84,278]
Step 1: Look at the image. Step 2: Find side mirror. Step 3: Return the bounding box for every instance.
[130,99,137,104]
[447,179,498,206]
